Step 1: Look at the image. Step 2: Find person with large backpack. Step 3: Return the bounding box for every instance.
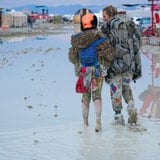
[101,5,142,125]
[68,13,116,132]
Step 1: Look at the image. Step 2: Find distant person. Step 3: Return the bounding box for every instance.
[101,5,142,125]
[155,12,160,35]
[27,16,33,28]
[155,12,160,24]
[68,13,116,132]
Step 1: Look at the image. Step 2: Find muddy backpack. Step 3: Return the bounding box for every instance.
[110,16,142,81]
[110,17,142,54]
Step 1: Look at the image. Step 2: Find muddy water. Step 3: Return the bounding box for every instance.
[0,26,160,160]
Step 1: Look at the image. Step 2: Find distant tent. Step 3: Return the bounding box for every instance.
[1,11,27,28]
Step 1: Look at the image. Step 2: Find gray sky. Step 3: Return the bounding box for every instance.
[1,0,149,8]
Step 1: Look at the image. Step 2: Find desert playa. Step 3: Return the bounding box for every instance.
[0,24,160,160]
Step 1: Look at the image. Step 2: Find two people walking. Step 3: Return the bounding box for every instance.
[68,5,142,132]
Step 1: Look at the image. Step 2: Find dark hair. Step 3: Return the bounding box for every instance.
[80,14,98,31]
[103,5,118,18]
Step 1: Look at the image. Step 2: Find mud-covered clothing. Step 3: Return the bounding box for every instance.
[110,73,134,112]
[101,15,142,82]
[101,15,141,112]
[68,29,116,102]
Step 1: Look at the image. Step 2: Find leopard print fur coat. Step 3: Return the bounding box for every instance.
[68,29,116,72]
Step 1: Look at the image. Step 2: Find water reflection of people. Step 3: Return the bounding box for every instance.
[153,54,160,78]
[79,132,108,160]
[139,54,160,118]
[139,85,160,118]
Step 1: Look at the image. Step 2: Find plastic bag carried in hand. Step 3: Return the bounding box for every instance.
[75,67,99,93]
[75,67,91,93]
[75,74,91,93]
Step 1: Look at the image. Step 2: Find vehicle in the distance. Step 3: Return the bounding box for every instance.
[138,17,151,33]
[131,16,142,25]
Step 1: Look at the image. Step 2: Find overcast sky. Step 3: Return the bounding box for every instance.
[1,0,150,9]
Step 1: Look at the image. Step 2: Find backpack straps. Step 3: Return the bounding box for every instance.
[79,37,107,78]
[90,37,107,48]
[89,37,107,77]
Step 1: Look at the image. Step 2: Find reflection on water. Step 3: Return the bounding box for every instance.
[79,128,136,160]
[0,36,32,44]
[35,35,48,40]
[80,130,108,160]
[0,34,49,44]
[139,85,160,118]
[139,49,160,118]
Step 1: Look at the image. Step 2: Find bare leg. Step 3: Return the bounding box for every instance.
[94,99,102,132]
[82,101,90,127]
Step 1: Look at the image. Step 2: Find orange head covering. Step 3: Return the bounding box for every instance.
[81,13,94,29]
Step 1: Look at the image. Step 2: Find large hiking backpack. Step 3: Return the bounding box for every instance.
[79,37,107,67]
[109,16,142,80]
[110,16,142,55]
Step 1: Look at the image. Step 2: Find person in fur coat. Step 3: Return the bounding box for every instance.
[68,13,116,132]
